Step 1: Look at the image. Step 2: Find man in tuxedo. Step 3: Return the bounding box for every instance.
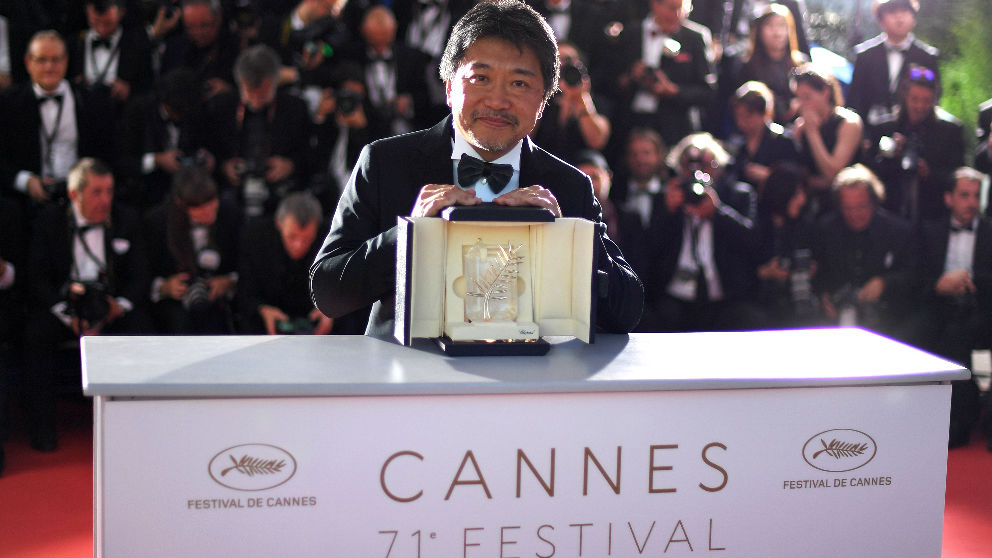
[240,192,336,335]
[344,5,433,140]
[915,168,991,447]
[159,0,240,101]
[867,67,964,223]
[613,0,716,147]
[24,158,150,451]
[811,164,917,340]
[0,30,113,204]
[310,0,644,337]
[639,132,760,332]
[846,0,939,130]
[67,0,153,105]
[0,197,27,475]
[208,44,313,217]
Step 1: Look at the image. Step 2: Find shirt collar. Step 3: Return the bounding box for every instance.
[33,79,70,99]
[950,216,978,231]
[644,17,666,39]
[450,124,523,171]
[87,27,123,45]
[71,203,103,230]
[883,33,914,51]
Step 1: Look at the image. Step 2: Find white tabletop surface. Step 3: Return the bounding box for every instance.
[81,328,969,398]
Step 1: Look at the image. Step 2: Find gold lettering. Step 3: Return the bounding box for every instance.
[380,450,424,503]
[446,451,493,500]
[583,447,621,495]
[648,444,677,494]
[700,442,728,492]
[516,448,555,498]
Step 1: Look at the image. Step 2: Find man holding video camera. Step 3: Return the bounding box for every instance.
[24,158,150,452]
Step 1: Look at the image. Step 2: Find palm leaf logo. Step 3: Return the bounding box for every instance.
[220,454,287,477]
[467,242,523,321]
[811,439,869,460]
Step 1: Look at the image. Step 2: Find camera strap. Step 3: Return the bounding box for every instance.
[71,222,108,282]
[39,94,66,177]
[89,36,122,86]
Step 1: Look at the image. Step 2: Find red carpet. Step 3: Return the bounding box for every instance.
[0,402,990,557]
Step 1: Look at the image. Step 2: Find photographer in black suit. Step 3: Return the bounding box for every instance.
[145,164,242,334]
[310,0,643,337]
[23,158,150,451]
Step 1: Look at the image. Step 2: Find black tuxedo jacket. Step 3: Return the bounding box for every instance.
[868,109,964,221]
[0,82,114,195]
[614,20,716,145]
[27,201,149,314]
[240,215,326,332]
[310,116,644,336]
[67,25,153,96]
[339,43,434,138]
[144,198,243,282]
[847,34,939,124]
[643,182,759,305]
[916,217,992,315]
[974,98,992,177]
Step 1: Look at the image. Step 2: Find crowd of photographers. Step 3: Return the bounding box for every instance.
[1,0,992,462]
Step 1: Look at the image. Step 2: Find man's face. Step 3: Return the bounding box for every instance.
[445,37,546,162]
[87,5,123,38]
[945,178,980,225]
[879,8,916,42]
[360,6,397,51]
[626,137,662,181]
[183,4,221,48]
[651,0,685,35]
[71,172,114,224]
[186,198,219,226]
[578,163,612,203]
[904,83,935,125]
[240,77,276,111]
[26,37,68,93]
[278,216,318,260]
[838,186,875,233]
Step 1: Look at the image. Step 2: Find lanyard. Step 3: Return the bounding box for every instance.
[89,37,121,85]
[41,96,66,177]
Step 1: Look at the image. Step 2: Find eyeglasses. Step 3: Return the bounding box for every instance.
[909,66,935,82]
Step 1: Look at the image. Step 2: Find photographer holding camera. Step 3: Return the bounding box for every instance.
[531,41,611,166]
[24,158,151,452]
[208,44,313,217]
[639,132,760,332]
[145,164,242,334]
[867,65,964,224]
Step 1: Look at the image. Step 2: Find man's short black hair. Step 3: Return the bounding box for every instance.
[439,0,559,103]
[873,0,919,21]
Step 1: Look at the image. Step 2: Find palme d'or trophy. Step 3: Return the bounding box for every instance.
[464,238,523,323]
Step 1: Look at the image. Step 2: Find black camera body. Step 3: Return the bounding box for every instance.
[182,279,211,313]
[335,89,362,115]
[42,179,68,199]
[679,170,711,207]
[66,281,111,324]
[560,61,588,88]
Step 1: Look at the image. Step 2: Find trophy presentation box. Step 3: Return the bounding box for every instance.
[395,206,596,355]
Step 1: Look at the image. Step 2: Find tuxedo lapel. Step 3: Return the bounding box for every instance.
[416,116,457,187]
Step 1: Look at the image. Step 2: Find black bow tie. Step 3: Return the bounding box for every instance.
[951,222,974,233]
[37,93,64,106]
[457,155,514,194]
[91,37,113,50]
[77,222,106,235]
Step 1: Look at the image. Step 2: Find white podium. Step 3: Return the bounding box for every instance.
[83,328,968,558]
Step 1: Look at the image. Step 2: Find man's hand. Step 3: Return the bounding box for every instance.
[310,308,333,335]
[223,158,245,186]
[206,276,236,301]
[684,185,719,220]
[265,155,294,183]
[155,149,184,174]
[493,185,562,217]
[411,184,481,217]
[110,79,131,101]
[757,257,790,282]
[858,276,886,304]
[936,269,975,297]
[259,304,289,335]
[162,272,191,300]
[27,175,53,202]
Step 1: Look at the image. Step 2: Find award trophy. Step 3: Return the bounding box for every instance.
[395,205,597,356]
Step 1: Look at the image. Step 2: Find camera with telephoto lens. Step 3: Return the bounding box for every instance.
[276,316,316,334]
[42,178,68,199]
[900,134,921,172]
[560,60,589,88]
[66,281,111,324]
[679,170,711,207]
[335,89,362,115]
[182,279,211,313]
